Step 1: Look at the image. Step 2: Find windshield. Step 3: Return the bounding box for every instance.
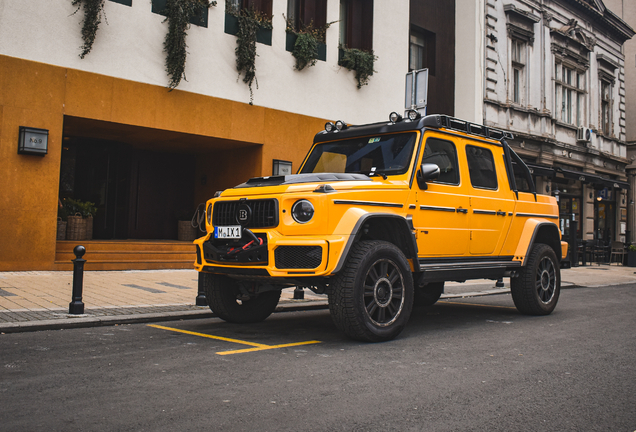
[300,133,418,175]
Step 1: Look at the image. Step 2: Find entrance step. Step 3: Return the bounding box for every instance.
[54,240,197,271]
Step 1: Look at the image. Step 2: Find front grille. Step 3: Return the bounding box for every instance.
[275,246,322,269]
[213,199,278,228]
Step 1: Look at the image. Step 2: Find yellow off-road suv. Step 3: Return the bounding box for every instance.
[194,113,568,342]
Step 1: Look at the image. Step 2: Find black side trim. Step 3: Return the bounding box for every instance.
[420,205,455,212]
[419,256,515,265]
[473,209,497,215]
[516,213,559,220]
[202,266,269,276]
[334,200,404,208]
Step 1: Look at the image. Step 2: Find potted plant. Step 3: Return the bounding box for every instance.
[338,46,377,89]
[177,210,198,241]
[627,245,636,267]
[62,198,96,240]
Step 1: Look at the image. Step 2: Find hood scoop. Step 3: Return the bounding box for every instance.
[234,173,372,188]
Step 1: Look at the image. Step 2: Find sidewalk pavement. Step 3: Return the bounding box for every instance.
[1,263,635,333]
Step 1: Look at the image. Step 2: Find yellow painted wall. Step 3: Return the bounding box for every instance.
[0,55,326,270]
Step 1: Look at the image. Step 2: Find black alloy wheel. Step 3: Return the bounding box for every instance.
[202,273,281,323]
[511,243,561,315]
[328,240,414,342]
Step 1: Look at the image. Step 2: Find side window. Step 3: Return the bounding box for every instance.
[421,138,459,185]
[466,145,498,189]
[512,162,532,193]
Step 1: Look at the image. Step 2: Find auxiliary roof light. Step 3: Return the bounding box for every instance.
[335,120,348,131]
[389,112,402,123]
[325,122,336,132]
[406,109,421,121]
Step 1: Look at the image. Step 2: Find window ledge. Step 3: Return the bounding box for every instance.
[224,13,272,46]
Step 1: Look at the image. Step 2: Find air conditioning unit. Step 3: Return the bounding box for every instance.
[576,127,591,143]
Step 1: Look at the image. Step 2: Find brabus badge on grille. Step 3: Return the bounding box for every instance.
[236,203,252,226]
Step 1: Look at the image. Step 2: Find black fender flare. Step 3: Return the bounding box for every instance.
[332,213,418,274]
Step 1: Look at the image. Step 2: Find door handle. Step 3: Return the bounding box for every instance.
[496,211,506,216]
[457,208,468,214]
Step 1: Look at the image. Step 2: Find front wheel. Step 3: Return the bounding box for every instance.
[328,241,414,342]
[202,273,281,323]
[511,243,560,315]
[414,281,444,307]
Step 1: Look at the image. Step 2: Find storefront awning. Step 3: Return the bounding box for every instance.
[526,164,555,178]
[527,164,630,190]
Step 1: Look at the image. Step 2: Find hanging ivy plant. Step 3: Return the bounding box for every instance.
[285,19,334,72]
[71,0,106,59]
[228,1,272,104]
[339,47,377,89]
[163,0,216,91]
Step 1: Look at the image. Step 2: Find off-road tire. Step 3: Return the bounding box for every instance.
[328,240,414,342]
[511,243,560,315]
[414,281,444,307]
[203,273,280,323]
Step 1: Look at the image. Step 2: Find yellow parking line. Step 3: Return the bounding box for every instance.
[148,324,268,348]
[217,340,322,356]
[148,324,321,355]
[437,301,517,310]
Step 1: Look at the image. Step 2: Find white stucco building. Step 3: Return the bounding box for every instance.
[457,0,634,247]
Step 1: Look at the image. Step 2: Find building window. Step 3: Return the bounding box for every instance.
[287,0,327,32]
[227,0,272,15]
[600,79,612,136]
[339,0,373,51]
[555,62,586,126]
[409,26,436,75]
[152,0,208,27]
[510,39,525,104]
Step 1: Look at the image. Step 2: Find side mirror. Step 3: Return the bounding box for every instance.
[416,163,440,190]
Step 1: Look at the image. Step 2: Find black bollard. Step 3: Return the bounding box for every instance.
[69,245,86,315]
[293,287,304,299]
[196,272,208,306]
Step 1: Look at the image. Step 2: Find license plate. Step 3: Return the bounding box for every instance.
[214,226,242,239]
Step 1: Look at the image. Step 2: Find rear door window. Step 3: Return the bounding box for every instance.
[466,145,498,189]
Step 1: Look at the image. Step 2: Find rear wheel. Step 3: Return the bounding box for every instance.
[328,241,414,342]
[414,281,444,307]
[511,243,560,315]
[203,273,280,323]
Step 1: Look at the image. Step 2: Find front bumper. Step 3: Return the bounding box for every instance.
[194,231,348,278]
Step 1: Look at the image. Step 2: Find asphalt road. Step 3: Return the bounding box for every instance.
[1,284,635,432]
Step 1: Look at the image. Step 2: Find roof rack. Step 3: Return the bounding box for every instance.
[422,114,514,141]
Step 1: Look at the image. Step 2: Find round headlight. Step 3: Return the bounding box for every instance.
[206,203,212,224]
[325,122,335,132]
[291,200,314,224]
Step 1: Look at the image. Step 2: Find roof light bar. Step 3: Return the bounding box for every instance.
[389,112,402,123]
[335,120,348,131]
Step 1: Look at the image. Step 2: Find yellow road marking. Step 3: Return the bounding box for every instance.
[217,340,321,356]
[148,324,321,355]
[148,324,268,347]
[437,301,517,311]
